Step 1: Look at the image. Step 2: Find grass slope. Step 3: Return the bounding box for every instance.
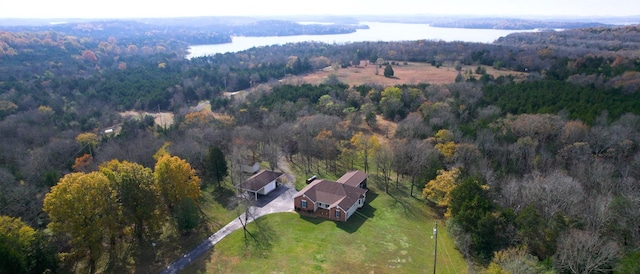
[184,182,467,273]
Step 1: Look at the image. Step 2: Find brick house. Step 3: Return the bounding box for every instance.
[293,171,367,222]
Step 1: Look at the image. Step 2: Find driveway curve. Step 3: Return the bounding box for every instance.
[160,175,297,274]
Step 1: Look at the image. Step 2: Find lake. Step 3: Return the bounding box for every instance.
[186,22,535,58]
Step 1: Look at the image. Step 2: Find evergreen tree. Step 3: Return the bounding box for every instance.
[455,72,465,83]
[205,146,229,187]
[383,64,394,77]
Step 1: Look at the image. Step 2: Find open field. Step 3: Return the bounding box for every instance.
[120,110,175,127]
[299,62,526,86]
[183,178,467,274]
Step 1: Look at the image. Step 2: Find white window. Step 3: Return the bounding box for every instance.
[301,200,307,208]
[335,210,341,219]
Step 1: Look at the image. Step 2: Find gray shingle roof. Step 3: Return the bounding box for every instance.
[336,170,367,188]
[295,178,367,210]
[239,170,283,192]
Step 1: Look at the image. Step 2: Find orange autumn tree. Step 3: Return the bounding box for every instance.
[72,154,93,172]
[81,50,97,62]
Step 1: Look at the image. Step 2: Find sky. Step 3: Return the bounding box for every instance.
[1,0,639,19]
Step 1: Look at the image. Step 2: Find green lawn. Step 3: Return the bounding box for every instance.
[182,180,468,273]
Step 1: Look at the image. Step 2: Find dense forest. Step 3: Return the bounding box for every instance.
[1,20,640,273]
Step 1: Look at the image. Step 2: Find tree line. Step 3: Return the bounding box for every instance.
[1,22,640,272]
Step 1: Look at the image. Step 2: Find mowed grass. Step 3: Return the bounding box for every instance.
[183,180,467,274]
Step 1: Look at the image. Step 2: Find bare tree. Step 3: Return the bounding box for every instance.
[393,139,437,197]
[228,145,246,186]
[236,195,275,254]
[95,131,163,168]
[168,135,207,174]
[582,194,613,232]
[501,170,585,220]
[453,143,482,174]
[560,120,589,145]
[507,113,564,149]
[554,229,619,274]
[395,112,431,139]
[375,144,394,193]
[261,141,280,171]
[508,137,538,174]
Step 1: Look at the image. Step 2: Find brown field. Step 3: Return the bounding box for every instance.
[298,61,526,86]
[120,111,174,127]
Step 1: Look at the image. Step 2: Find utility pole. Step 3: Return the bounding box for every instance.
[433,221,438,274]
[152,242,157,262]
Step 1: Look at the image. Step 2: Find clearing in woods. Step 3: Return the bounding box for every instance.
[119,111,175,127]
[297,61,525,86]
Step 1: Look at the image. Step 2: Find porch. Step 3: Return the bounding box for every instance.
[295,207,330,219]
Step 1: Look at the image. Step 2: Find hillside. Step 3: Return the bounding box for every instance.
[1,22,640,274]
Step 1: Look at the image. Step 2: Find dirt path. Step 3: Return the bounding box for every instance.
[278,156,297,189]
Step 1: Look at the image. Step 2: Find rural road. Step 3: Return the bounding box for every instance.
[160,169,297,274]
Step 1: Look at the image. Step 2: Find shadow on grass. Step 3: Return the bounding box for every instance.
[337,201,376,233]
[367,174,425,218]
[244,217,279,258]
[212,185,239,210]
[387,191,421,219]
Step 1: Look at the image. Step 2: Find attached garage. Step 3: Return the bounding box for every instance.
[237,170,283,200]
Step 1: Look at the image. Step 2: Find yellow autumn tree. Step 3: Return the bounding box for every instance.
[0,216,36,273]
[0,216,35,246]
[43,172,119,274]
[182,110,215,128]
[154,155,201,211]
[37,105,54,115]
[423,167,460,217]
[153,142,171,160]
[100,160,162,242]
[435,141,456,159]
[350,132,380,173]
[76,132,99,156]
[435,129,454,143]
[482,246,544,274]
[0,100,18,117]
[433,129,456,160]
